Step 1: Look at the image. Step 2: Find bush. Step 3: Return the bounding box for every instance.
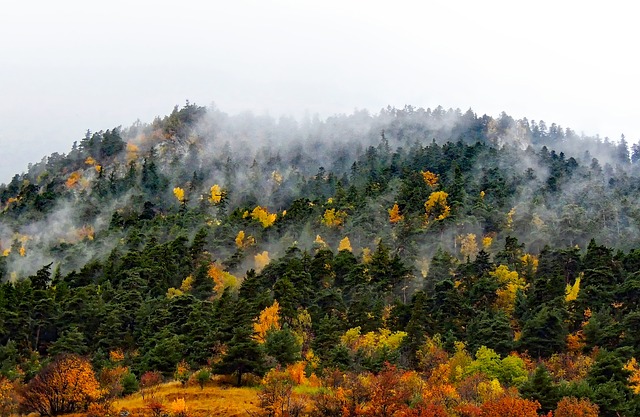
[193,369,211,389]
[121,372,139,396]
[19,354,101,415]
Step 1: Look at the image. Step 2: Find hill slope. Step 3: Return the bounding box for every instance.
[1,103,640,416]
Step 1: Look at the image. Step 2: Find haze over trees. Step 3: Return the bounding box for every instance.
[1,103,640,416]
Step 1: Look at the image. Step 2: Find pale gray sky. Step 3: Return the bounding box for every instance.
[1,0,638,183]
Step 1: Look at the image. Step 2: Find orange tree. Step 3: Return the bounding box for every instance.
[20,354,102,415]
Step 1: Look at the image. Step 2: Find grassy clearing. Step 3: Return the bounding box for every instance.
[112,381,262,417]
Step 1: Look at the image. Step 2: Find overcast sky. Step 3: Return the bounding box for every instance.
[1,0,637,184]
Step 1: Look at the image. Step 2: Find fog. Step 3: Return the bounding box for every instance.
[1,0,638,184]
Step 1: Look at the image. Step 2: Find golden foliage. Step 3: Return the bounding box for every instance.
[321,208,347,228]
[285,362,308,385]
[109,349,125,363]
[0,376,18,417]
[340,327,407,357]
[19,246,26,257]
[169,397,188,416]
[166,287,184,298]
[361,247,372,264]
[338,237,352,252]
[565,273,582,302]
[482,235,493,250]
[421,362,460,406]
[207,263,238,296]
[208,184,223,204]
[566,331,586,354]
[251,206,277,228]
[314,235,328,248]
[235,230,255,249]
[126,143,139,162]
[424,191,450,223]
[624,357,640,394]
[477,379,504,402]
[180,275,194,292]
[254,251,271,273]
[458,233,478,259]
[480,395,540,417]
[20,354,102,416]
[545,352,592,382]
[173,187,185,203]
[421,170,439,187]
[416,334,449,376]
[448,341,473,383]
[66,171,82,188]
[521,253,539,279]
[175,361,191,385]
[253,301,281,344]
[388,203,404,223]
[116,382,262,416]
[492,265,526,314]
[554,397,599,417]
[505,207,516,230]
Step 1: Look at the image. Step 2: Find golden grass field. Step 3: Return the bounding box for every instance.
[109,381,263,417]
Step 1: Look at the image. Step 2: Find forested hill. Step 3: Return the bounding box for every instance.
[1,103,640,416]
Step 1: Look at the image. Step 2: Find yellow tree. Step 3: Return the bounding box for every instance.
[424,191,450,223]
[125,143,139,162]
[492,265,526,314]
[254,251,270,273]
[251,206,277,228]
[624,357,640,394]
[65,171,82,189]
[208,184,223,204]
[421,170,439,188]
[338,237,352,252]
[388,203,404,223]
[321,208,347,228]
[505,207,516,230]
[208,263,238,296]
[565,272,582,302]
[458,233,478,259]
[20,354,102,416]
[173,187,185,203]
[314,235,328,248]
[253,301,281,344]
[0,376,18,417]
[235,231,255,249]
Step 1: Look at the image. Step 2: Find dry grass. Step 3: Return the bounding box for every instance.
[111,381,262,417]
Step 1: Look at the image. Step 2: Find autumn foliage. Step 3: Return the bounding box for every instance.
[254,301,282,344]
[424,191,450,223]
[554,397,599,417]
[421,170,439,188]
[322,208,347,228]
[208,184,223,204]
[479,396,540,417]
[388,203,404,223]
[251,205,277,228]
[0,377,18,417]
[20,354,102,415]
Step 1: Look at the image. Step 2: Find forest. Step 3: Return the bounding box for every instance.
[1,103,640,416]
